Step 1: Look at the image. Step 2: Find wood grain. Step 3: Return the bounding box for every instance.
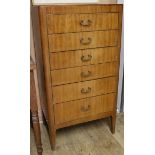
[46,4,123,14]
[47,13,119,34]
[49,30,118,52]
[52,76,118,103]
[54,93,116,125]
[50,47,119,70]
[56,111,113,129]
[51,62,119,86]
[38,4,123,150]
[39,6,56,150]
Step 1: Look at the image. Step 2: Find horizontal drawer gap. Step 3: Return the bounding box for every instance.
[48,28,120,35]
[49,45,119,53]
[48,29,120,35]
[53,92,117,105]
[50,60,119,71]
[52,75,118,87]
[52,75,119,87]
[47,12,120,16]
[49,45,119,54]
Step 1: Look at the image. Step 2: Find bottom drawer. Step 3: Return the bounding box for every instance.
[54,93,116,125]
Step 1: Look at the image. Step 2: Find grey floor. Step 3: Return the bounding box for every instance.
[31,113,124,155]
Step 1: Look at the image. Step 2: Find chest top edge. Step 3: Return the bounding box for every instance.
[38,4,123,14]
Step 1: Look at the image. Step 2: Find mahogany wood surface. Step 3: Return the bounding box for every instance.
[50,47,120,70]
[46,4,122,14]
[37,4,123,150]
[54,93,116,126]
[38,6,56,150]
[49,30,119,52]
[47,13,119,34]
[52,76,118,103]
[51,62,119,86]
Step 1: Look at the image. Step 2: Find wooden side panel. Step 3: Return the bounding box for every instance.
[53,76,118,103]
[54,93,116,125]
[51,62,119,85]
[49,30,118,52]
[47,13,119,34]
[39,6,56,149]
[50,47,119,70]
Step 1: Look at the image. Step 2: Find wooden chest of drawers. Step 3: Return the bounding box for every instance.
[38,4,123,150]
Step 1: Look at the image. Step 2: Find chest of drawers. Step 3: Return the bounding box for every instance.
[38,4,123,150]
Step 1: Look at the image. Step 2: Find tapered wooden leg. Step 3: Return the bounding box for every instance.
[49,128,56,150]
[42,115,56,150]
[110,114,116,134]
[32,111,43,155]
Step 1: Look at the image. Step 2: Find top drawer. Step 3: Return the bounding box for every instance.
[47,13,119,34]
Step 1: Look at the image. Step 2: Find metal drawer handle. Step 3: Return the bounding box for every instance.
[80,38,92,45]
[81,71,92,78]
[80,19,92,26]
[81,87,91,94]
[81,55,92,62]
[81,105,91,112]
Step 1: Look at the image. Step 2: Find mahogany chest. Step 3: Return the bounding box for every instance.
[38,4,123,149]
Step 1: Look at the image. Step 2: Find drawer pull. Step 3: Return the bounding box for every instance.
[80,19,92,26]
[80,38,92,45]
[81,71,92,78]
[81,55,92,62]
[81,87,91,94]
[81,105,91,112]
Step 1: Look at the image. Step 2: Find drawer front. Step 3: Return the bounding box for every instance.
[47,13,119,34]
[49,30,118,52]
[51,62,119,86]
[54,93,116,125]
[50,47,119,70]
[53,77,118,103]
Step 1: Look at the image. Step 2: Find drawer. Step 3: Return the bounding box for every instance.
[51,62,119,86]
[47,13,119,34]
[52,76,118,103]
[54,93,116,125]
[50,47,119,70]
[49,30,118,52]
